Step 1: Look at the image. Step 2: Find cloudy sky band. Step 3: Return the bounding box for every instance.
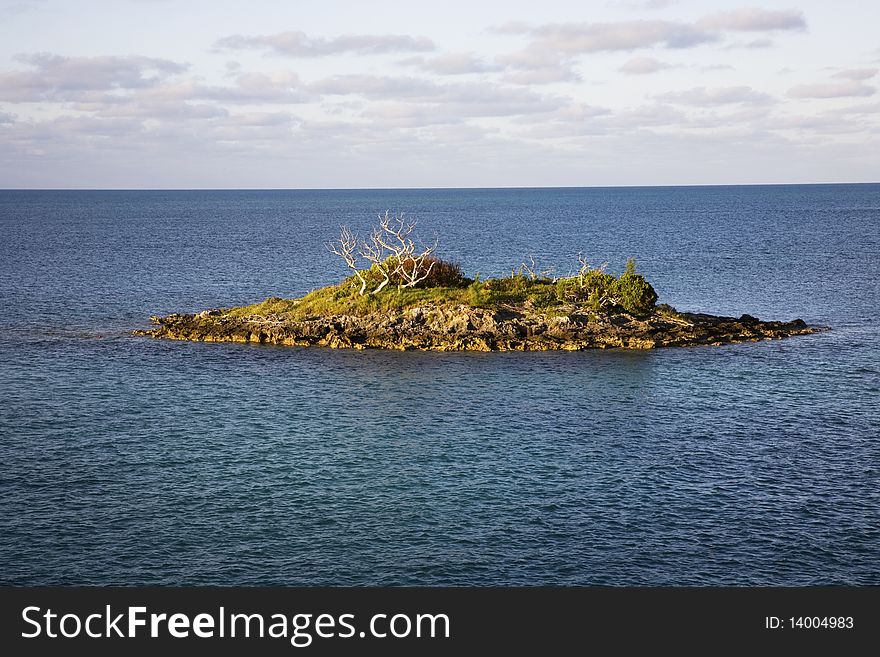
[0,0,877,187]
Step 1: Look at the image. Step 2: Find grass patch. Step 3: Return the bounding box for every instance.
[225,283,473,318]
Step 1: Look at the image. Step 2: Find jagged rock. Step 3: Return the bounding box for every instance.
[134,303,825,351]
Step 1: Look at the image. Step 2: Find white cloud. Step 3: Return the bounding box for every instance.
[483,10,810,90]
[45,115,147,138]
[93,100,229,120]
[621,0,678,9]
[834,101,880,114]
[0,53,187,102]
[312,74,562,119]
[619,56,671,74]
[492,9,806,71]
[193,72,311,103]
[495,48,580,84]
[832,68,879,80]
[788,81,876,98]
[522,20,716,52]
[764,113,867,133]
[501,64,580,85]
[226,111,296,127]
[490,21,532,35]
[658,86,773,106]
[610,104,692,130]
[3,0,47,17]
[696,8,806,32]
[515,102,690,139]
[310,74,437,98]
[214,31,435,57]
[360,103,464,128]
[545,103,613,121]
[399,53,502,75]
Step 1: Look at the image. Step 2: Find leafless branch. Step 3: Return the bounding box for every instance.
[396,238,437,289]
[519,255,555,281]
[576,253,591,277]
[327,226,368,296]
[361,228,396,294]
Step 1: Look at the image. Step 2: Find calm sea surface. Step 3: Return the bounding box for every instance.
[0,185,877,585]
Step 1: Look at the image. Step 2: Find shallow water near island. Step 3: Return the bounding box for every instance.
[1,185,878,585]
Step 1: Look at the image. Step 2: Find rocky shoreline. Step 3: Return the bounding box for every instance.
[135,303,825,351]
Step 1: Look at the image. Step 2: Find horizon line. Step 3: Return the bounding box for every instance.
[1,181,878,192]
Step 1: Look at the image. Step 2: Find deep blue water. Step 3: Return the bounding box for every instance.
[0,185,878,585]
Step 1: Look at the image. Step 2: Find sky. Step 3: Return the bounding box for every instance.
[0,0,878,188]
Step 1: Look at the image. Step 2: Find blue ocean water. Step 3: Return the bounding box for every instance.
[0,185,877,586]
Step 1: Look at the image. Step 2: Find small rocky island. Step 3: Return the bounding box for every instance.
[137,213,824,351]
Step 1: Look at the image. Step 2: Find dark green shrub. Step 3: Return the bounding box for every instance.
[582,268,617,299]
[529,287,559,309]
[554,259,657,315]
[614,258,657,315]
[557,268,617,308]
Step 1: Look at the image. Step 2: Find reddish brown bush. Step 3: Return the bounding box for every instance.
[413,255,467,288]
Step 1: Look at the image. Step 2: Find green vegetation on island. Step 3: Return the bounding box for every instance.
[226,211,659,320]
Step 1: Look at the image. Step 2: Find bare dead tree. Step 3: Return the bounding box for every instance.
[374,211,437,291]
[576,253,591,278]
[520,256,538,280]
[576,253,610,278]
[326,226,368,296]
[520,255,554,281]
[327,211,438,295]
